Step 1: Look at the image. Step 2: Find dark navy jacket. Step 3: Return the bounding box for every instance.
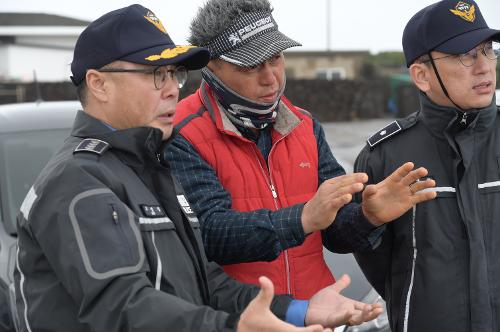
[355,94,500,332]
[14,111,291,332]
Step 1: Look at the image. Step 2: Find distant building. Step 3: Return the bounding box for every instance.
[0,13,88,82]
[0,13,371,83]
[283,50,370,80]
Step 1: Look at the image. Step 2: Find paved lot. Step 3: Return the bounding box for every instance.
[322,119,392,172]
[320,118,394,300]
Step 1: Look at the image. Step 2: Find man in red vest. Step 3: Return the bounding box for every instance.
[164,0,436,320]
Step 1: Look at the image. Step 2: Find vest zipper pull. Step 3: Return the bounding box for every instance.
[270,184,278,198]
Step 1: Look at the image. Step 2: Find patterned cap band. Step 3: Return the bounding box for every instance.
[207,11,277,58]
[205,11,301,67]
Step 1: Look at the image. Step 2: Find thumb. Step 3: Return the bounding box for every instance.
[362,184,378,199]
[331,274,351,293]
[254,276,275,308]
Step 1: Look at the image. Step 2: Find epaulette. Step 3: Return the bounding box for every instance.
[367,114,418,148]
[73,138,110,155]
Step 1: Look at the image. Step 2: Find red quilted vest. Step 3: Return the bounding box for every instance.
[174,84,335,299]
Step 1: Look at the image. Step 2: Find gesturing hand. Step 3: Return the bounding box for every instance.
[302,173,368,234]
[238,276,332,332]
[305,275,383,327]
[362,162,437,226]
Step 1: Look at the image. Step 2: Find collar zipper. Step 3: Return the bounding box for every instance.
[460,112,467,126]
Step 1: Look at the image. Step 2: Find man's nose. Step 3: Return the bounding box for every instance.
[259,62,277,85]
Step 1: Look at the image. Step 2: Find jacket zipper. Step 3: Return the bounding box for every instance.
[403,205,417,332]
[110,203,134,261]
[252,147,280,210]
[151,231,163,290]
[268,135,295,294]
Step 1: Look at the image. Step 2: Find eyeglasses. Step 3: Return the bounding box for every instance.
[97,66,188,89]
[424,40,500,67]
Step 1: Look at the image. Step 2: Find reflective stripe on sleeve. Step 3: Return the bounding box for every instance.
[478,181,500,189]
[139,217,172,225]
[16,244,34,332]
[20,187,37,220]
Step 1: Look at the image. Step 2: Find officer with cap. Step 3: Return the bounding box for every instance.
[164,0,436,308]
[13,4,385,332]
[354,1,500,331]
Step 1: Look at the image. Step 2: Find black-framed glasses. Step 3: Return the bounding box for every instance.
[424,40,500,67]
[97,66,188,89]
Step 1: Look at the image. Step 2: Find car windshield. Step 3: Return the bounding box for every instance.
[0,129,70,234]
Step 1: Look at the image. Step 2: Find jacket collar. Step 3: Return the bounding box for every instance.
[419,92,497,137]
[71,111,165,167]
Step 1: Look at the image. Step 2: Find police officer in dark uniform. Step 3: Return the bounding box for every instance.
[13,4,385,332]
[354,1,500,331]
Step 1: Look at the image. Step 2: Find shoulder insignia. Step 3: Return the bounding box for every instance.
[74,138,110,155]
[367,121,402,148]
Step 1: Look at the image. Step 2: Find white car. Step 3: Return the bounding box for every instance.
[0,101,80,331]
[496,89,500,105]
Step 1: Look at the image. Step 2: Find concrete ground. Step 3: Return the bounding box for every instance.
[320,118,394,300]
[322,119,392,172]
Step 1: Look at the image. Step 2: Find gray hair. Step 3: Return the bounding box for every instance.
[189,0,273,46]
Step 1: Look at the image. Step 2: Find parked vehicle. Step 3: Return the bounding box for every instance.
[0,100,389,331]
[496,89,500,105]
[0,101,80,331]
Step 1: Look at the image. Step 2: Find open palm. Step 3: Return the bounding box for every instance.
[361,162,436,226]
[305,275,383,327]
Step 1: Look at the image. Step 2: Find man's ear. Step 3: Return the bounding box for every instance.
[85,69,109,102]
[409,63,431,93]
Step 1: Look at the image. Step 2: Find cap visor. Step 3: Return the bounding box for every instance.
[220,30,301,67]
[435,28,500,54]
[121,45,210,70]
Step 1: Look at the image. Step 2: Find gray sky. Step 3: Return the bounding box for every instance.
[2,0,500,53]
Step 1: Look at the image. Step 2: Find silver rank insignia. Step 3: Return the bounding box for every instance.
[367,121,402,148]
[74,138,110,155]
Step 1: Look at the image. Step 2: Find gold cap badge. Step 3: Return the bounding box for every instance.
[450,2,476,23]
[144,11,167,33]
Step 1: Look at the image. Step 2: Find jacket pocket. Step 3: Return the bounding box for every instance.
[69,188,145,279]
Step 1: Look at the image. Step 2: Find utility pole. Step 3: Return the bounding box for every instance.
[326,0,331,50]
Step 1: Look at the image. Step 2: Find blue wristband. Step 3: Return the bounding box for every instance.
[285,300,309,327]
